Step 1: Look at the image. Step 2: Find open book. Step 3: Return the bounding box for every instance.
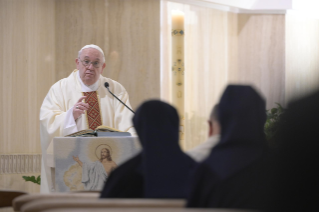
[65,125,124,137]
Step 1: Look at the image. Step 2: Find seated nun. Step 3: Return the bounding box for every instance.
[187,85,273,210]
[100,100,197,198]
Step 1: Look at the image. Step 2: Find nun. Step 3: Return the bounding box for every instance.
[100,100,196,198]
[187,85,274,210]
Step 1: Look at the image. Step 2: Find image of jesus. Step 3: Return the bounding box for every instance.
[73,148,117,190]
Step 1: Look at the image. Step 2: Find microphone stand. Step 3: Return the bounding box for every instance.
[105,84,135,114]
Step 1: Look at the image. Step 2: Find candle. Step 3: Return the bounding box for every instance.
[171,10,185,141]
[172,10,184,30]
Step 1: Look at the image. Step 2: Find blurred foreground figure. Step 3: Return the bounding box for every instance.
[269,90,319,212]
[100,100,196,198]
[187,85,273,210]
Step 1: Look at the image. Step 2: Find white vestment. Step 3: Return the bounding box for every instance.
[186,135,220,162]
[40,70,135,193]
[82,161,108,190]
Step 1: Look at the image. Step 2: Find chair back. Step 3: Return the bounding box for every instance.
[21,198,186,212]
[31,207,258,212]
[0,189,27,208]
[13,192,99,212]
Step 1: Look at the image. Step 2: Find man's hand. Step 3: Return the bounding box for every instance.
[73,96,89,120]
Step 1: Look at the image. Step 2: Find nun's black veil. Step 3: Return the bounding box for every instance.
[101,100,196,198]
[209,85,267,178]
[187,85,271,209]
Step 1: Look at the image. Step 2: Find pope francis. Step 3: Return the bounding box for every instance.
[40,44,135,193]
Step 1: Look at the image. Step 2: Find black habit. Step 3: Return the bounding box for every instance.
[187,85,273,210]
[100,100,196,198]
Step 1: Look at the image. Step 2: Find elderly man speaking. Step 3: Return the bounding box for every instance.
[40,44,135,193]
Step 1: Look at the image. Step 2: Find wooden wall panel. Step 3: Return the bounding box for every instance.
[285,14,319,103]
[229,14,286,109]
[55,0,161,110]
[105,0,161,109]
[0,0,55,155]
[55,0,108,81]
[0,0,55,193]
[227,12,239,82]
[0,174,40,194]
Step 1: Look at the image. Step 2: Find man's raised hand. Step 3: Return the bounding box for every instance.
[73,96,89,120]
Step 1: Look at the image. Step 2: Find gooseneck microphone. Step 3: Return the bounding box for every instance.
[104,82,135,114]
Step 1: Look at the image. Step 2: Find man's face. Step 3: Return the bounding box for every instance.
[101,148,109,159]
[76,48,106,86]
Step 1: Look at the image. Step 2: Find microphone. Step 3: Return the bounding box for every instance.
[104,82,135,114]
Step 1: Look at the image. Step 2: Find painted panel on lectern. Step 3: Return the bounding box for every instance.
[54,138,140,192]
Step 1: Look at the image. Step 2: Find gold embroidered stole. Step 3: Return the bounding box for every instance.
[83,91,102,130]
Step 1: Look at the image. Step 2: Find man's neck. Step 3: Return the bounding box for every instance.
[77,70,100,92]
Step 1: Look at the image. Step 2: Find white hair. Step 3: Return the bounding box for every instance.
[78,44,105,63]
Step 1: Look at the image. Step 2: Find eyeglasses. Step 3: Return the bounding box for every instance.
[78,58,101,68]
